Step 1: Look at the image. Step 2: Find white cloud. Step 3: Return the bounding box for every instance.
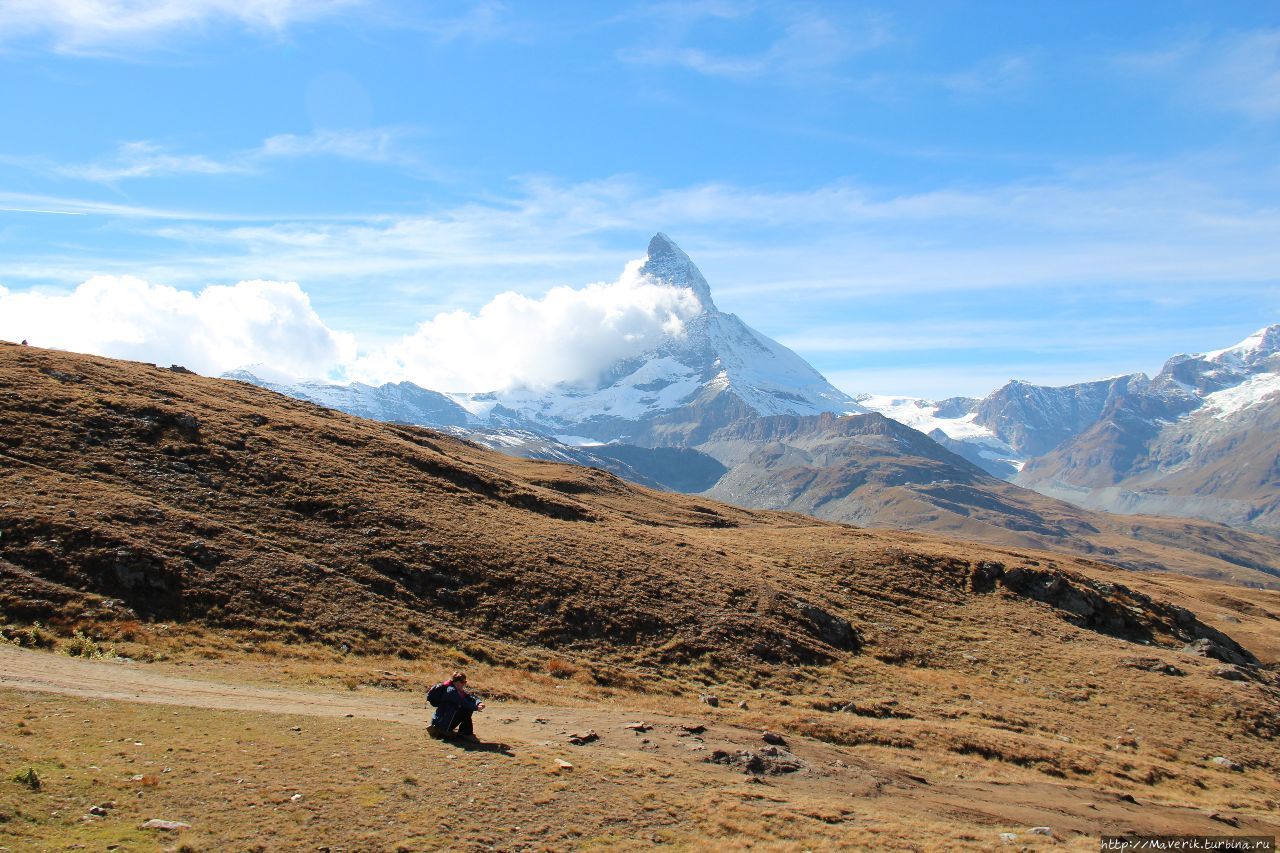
[0,0,363,53]
[939,54,1033,97]
[619,6,891,83]
[55,141,250,182]
[47,129,415,184]
[258,128,407,164]
[0,276,355,377]
[349,260,702,391]
[0,260,703,394]
[78,161,1278,301]
[1120,28,1280,120]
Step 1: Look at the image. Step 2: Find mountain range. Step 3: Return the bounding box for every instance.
[860,326,1280,537]
[228,234,1280,586]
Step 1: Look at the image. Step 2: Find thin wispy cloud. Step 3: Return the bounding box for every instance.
[1119,28,1280,120]
[938,54,1033,97]
[619,5,891,83]
[0,0,366,54]
[54,141,250,182]
[6,158,1277,312]
[37,128,419,184]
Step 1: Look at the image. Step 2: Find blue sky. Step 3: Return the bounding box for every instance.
[1,0,1278,397]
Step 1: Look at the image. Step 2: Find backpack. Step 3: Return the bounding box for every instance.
[426,682,448,708]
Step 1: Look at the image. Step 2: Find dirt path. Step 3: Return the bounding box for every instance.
[1,645,434,724]
[0,645,893,792]
[4,645,1276,846]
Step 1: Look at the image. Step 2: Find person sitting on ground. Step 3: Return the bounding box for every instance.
[427,671,484,742]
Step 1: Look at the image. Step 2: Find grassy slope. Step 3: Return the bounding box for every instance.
[1,342,1278,849]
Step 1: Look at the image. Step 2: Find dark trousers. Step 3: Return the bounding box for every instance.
[444,707,474,737]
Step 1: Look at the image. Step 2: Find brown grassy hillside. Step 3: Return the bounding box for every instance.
[0,341,1272,670]
[2,342,1279,849]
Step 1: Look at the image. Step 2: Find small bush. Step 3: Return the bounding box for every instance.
[62,630,115,659]
[11,767,41,791]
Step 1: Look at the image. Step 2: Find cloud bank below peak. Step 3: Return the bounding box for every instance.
[0,259,704,394]
[0,277,356,378]
[350,261,701,392]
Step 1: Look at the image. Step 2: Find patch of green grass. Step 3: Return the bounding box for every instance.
[61,629,116,659]
[10,767,41,791]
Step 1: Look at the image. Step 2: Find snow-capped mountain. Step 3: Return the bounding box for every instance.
[231,233,861,441]
[222,368,479,428]
[853,394,1024,478]
[449,234,863,438]
[1016,325,1280,535]
[857,374,1147,479]
[854,325,1280,536]
[225,235,1278,543]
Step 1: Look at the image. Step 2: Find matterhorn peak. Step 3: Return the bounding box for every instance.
[640,232,716,311]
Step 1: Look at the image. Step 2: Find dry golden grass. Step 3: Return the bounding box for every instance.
[1,342,1278,849]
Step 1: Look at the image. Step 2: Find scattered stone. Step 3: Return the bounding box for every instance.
[761,730,787,746]
[1118,794,1138,804]
[999,833,1017,844]
[98,801,116,810]
[796,601,861,650]
[1214,666,1247,682]
[554,759,573,771]
[706,749,804,776]
[88,806,108,817]
[624,722,651,732]
[701,695,720,708]
[1209,812,1240,827]
[1121,657,1185,676]
[567,731,598,746]
[1030,827,1053,837]
[533,718,550,725]
[737,701,749,710]
[1209,756,1242,771]
[141,819,190,831]
[290,794,303,803]
[678,724,706,735]
[290,726,302,732]
[1181,637,1254,668]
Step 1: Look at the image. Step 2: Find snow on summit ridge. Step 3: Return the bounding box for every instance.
[1203,324,1280,366]
[642,232,716,310]
[473,233,864,431]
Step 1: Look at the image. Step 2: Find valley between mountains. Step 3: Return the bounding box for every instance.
[2,341,1279,850]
